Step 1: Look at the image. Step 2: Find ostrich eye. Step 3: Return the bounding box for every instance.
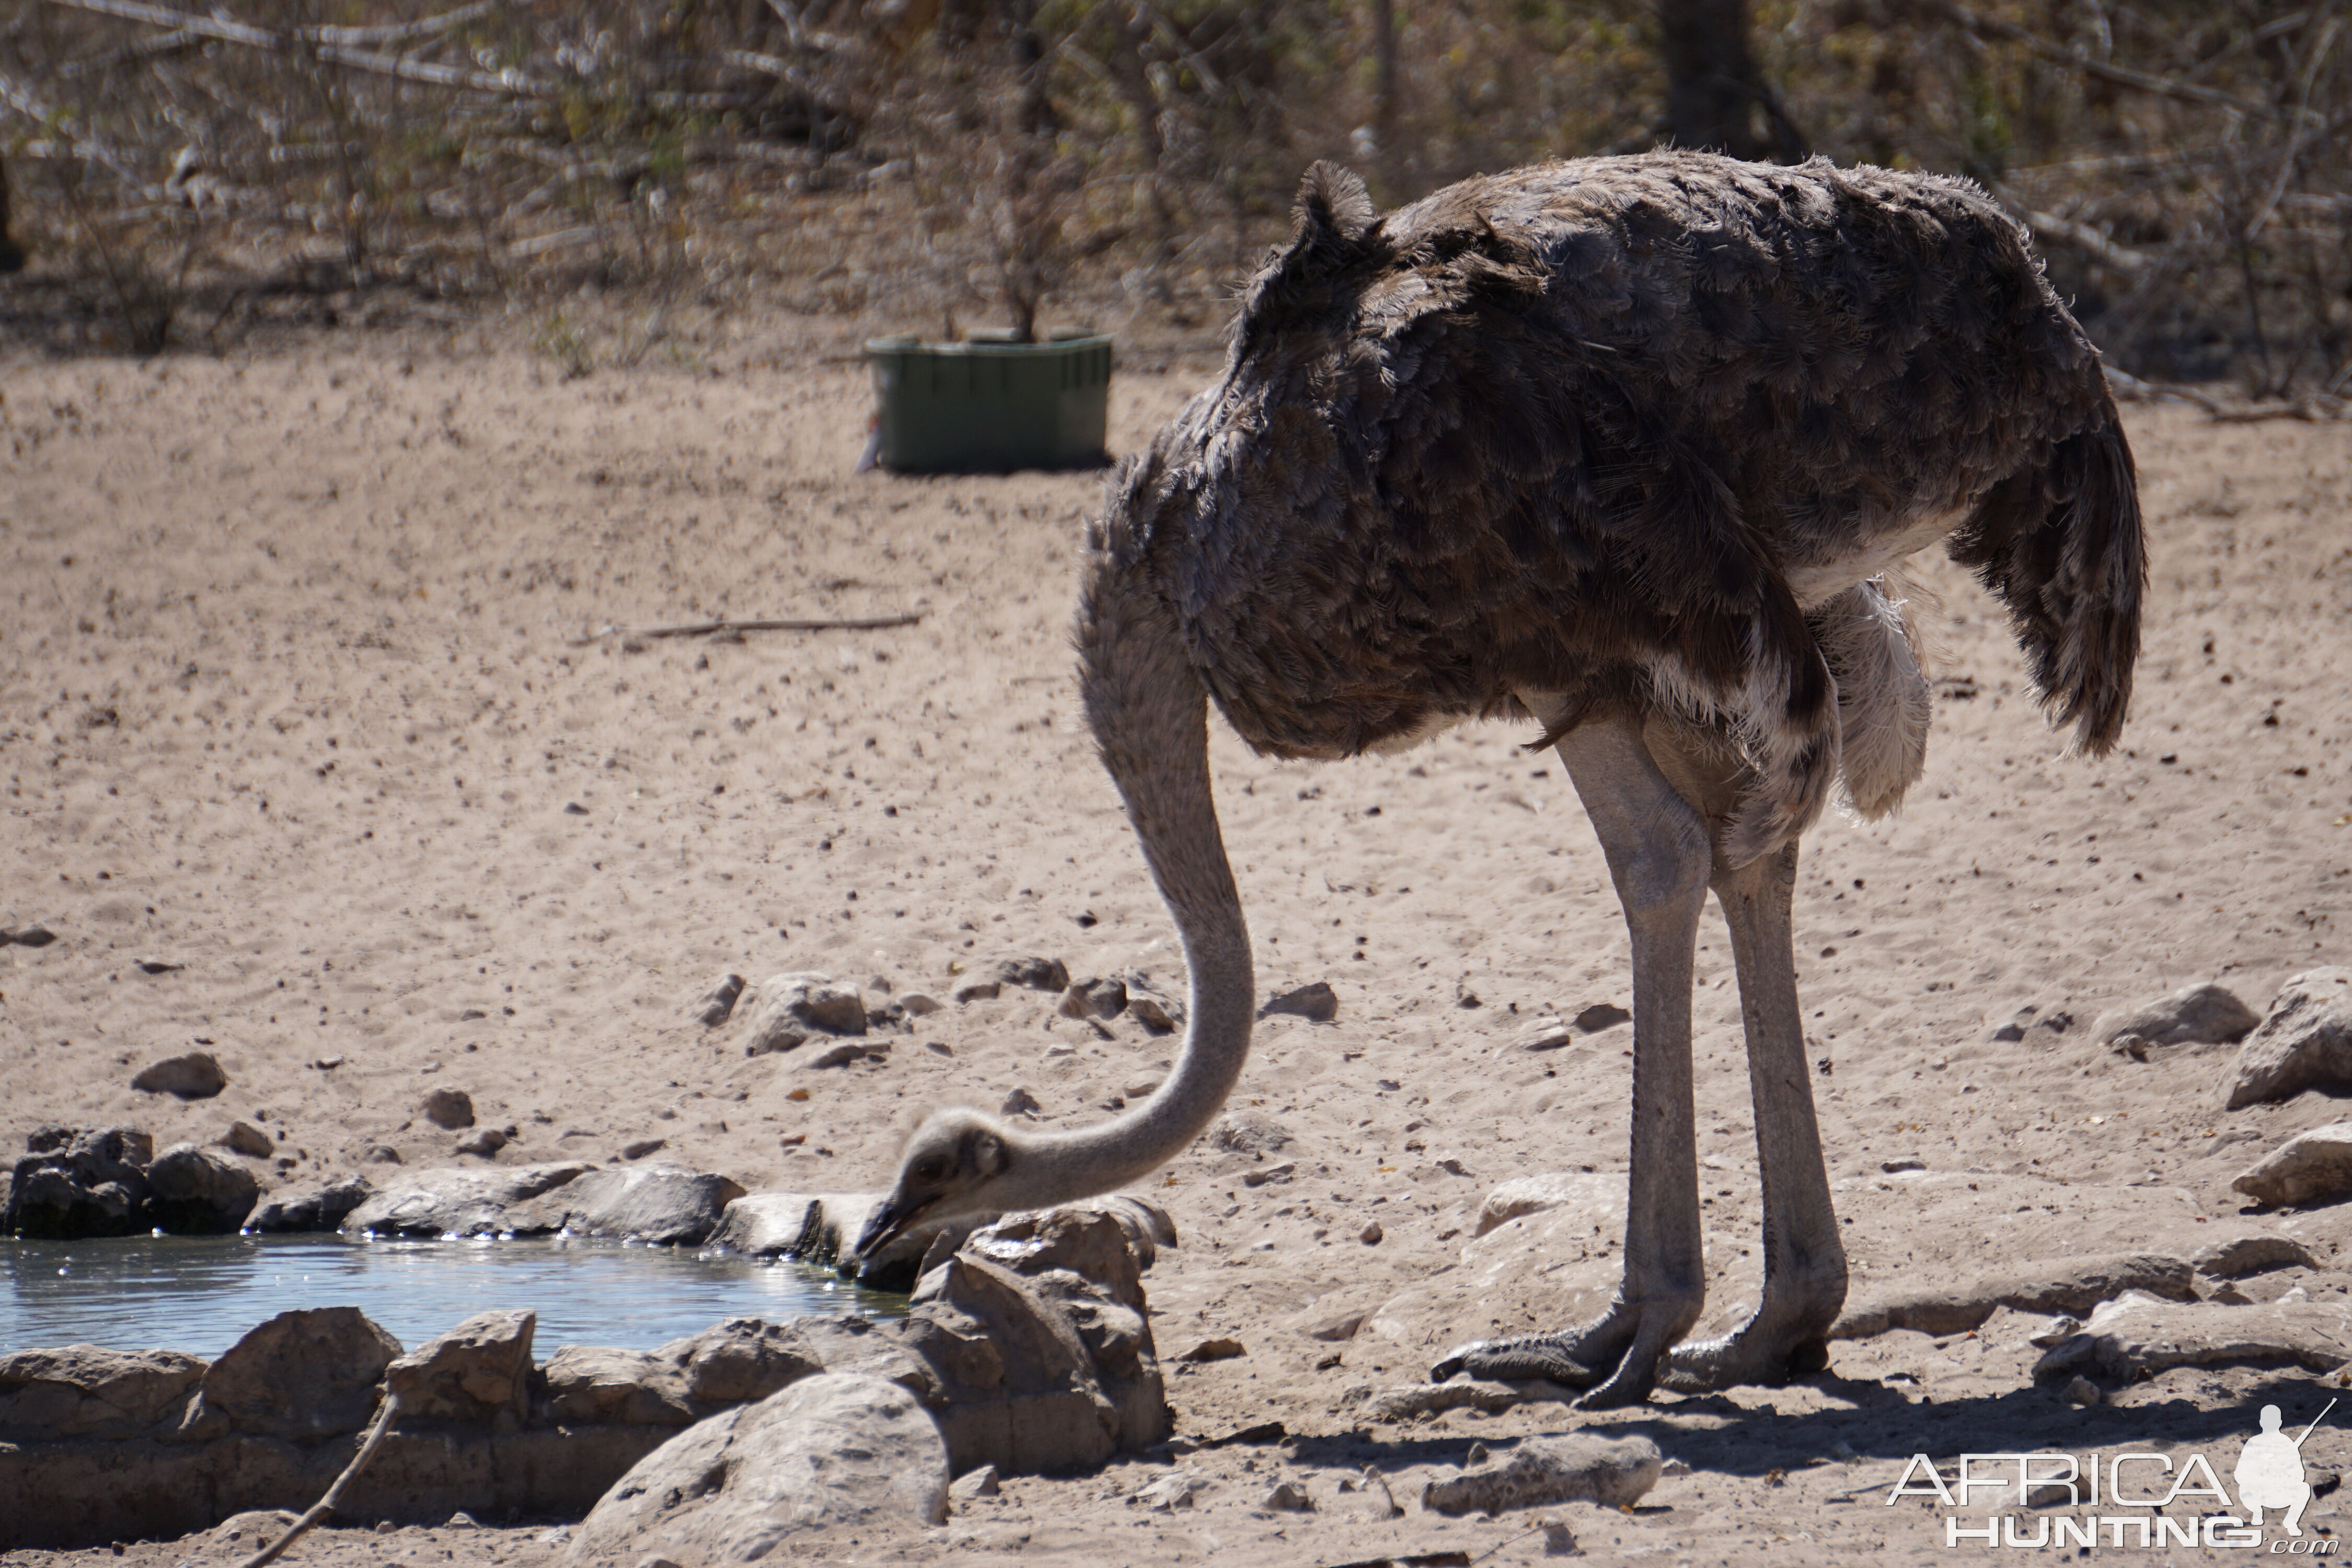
[914,1156,949,1183]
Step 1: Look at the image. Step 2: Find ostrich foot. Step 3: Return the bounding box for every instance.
[1656,1320,1832,1393]
[1432,1297,1690,1409]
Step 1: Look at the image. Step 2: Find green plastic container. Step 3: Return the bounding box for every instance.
[866,330,1113,474]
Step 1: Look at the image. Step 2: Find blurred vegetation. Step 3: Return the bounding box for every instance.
[0,0,2344,400]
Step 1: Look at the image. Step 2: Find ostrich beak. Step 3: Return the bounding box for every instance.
[852,1192,930,1262]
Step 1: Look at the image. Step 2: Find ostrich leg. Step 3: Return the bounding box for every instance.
[1662,838,1848,1389]
[1433,713,1711,1408]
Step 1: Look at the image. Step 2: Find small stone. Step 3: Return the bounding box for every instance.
[1359,1220,1383,1244]
[221,1121,273,1159]
[1258,981,1339,1022]
[455,1127,509,1157]
[1298,1307,1366,1342]
[2062,1376,2103,1406]
[134,958,183,974]
[1124,1074,1165,1099]
[2194,1235,2321,1278]
[1212,1110,1291,1154]
[950,1464,1000,1502]
[621,1138,667,1161]
[1541,1521,1579,1555]
[1572,1002,1631,1032]
[10,925,57,948]
[1000,1087,1041,1116]
[1881,1156,1926,1173]
[741,973,868,1055]
[1180,1338,1246,1363]
[1466,1442,1491,1466]
[1241,1161,1296,1188]
[1136,1472,1210,1511]
[421,1087,475,1130]
[1261,1480,1312,1512]
[633,1558,684,1568]
[995,955,1069,993]
[900,991,943,1016]
[806,1042,869,1069]
[952,977,1002,1003]
[2095,981,2259,1054]
[563,802,589,815]
[362,1144,403,1164]
[131,1051,226,1100]
[1059,975,1129,1020]
[445,1511,480,1529]
[1514,1017,1575,1052]
[693,973,746,1029]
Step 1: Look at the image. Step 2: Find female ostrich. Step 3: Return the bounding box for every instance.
[859,152,2143,1406]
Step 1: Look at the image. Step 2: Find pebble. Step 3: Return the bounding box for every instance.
[2232,1122,2352,1207]
[1124,1074,1165,1098]
[220,1122,272,1159]
[900,991,943,1016]
[1260,1480,1312,1512]
[1180,1338,1246,1363]
[1359,1220,1383,1244]
[995,955,1069,993]
[456,1128,509,1157]
[1000,1087,1041,1116]
[2095,980,2258,1054]
[422,1088,476,1129]
[953,977,1003,1003]
[1213,1111,1292,1154]
[130,1051,227,1100]
[1059,975,1129,1020]
[950,1464,1000,1502]
[621,1137,667,1160]
[1514,1017,1575,1052]
[362,1144,403,1164]
[1258,981,1339,1022]
[693,973,746,1029]
[1124,972,1184,1033]
[1572,1002,1631,1032]
[133,958,183,974]
[2063,1376,2103,1406]
[1881,1156,1926,1173]
[5,925,57,948]
[1241,1162,1295,1188]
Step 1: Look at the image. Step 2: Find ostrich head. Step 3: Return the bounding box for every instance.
[854,1107,1014,1261]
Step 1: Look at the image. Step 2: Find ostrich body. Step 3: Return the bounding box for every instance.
[862,152,2143,1406]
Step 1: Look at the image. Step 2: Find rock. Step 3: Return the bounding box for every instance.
[899,991,943,1017]
[363,1144,403,1164]
[1261,1480,1313,1512]
[422,1087,476,1129]
[1258,981,1338,1022]
[621,1138,667,1160]
[952,976,1002,1003]
[694,973,747,1029]
[565,1374,949,1562]
[4,1126,154,1239]
[1420,1434,1664,1515]
[2032,1291,2352,1383]
[208,1511,298,1551]
[2063,1376,2104,1406]
[146,1143,261,1234]
[1123,972,1183,1033]
[741,973,868,1055]
[553,1166,748,1246]
[1360,1220,1383,1244]
[2234,1123,2352,1207]
[2225,969,2352,1109]
[1572,1001,1632,1032]
[1123,1073,1165,1098]
[950,1463,1000,1501]
[900,1204,1172,1471]
[2195,1235,2322,1278]
[1180,1338,1245,1363]
[1242,1162,1295,1188]
[247,1172,372,1233]
[806,1041,882,1069]
[385,1310,536,1426]
[1211,1111,1292,1155]
[995,955,1069,993]
[456,1127,510,1157]
[1363,1379,1575,1422]
[130,1051,225,1100]
[7,925,58,948]
[1831,1253,2197,1339]
[545,1319,829,1428]
[1000,1087,1041,1116]
[1512,1017,1575,1052]
[1136,1471,1212,1511]
[0,1346,207,1439]
[2095,981,2259,1053]
[1058,976,1128,1020]
[1476,1173,1607,1238]
[1296,1307,1367,1342]
[220,1121,273,1159]
[198,1307,403,1438]
[342,1162,593,1238]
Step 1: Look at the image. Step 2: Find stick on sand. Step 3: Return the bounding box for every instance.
[239,1390,403,1568]
[569,612,923,647]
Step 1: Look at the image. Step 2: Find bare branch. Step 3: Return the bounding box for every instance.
[1926,0,2274,118]
[40,0,557,96]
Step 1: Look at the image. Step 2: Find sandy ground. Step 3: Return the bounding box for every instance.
[4,315,2352,1565]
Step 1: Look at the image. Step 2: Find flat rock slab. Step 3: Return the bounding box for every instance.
[1421,1434,1663,1515]
[2235,1122,2352,1207]
[0,1346,206,1440]
[1363,1379,1576,1423]
[2033,1290,2352,1383]
[130,1052,226,1100]
[2226,969,2352,1110]
[551,1166,747,1246]
[566,1373,949,1563]
[386,1310,535,1424]
[199,1307,402,1439]
[1832,1252,2198,1340]
[342,1162,592,1237]
[545,1319,824,1427]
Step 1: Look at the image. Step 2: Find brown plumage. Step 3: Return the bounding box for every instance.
[866,151,2145,1408]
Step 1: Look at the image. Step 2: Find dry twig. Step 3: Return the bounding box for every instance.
[570,612,925,646]
[237,1390,403,1568]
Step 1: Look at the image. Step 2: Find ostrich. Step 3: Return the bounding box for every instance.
[859,152,2143,1406]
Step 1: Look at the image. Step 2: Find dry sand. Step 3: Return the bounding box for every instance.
[3,318,2351,1564]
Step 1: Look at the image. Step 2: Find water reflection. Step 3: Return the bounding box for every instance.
[0,1232,904,1357]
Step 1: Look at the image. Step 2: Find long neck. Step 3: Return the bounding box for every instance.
[996,568,1254,1209]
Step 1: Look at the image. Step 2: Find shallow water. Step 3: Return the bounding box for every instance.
[0,1232,905,1358]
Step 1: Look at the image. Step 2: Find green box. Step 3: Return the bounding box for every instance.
[866,331,1113,474]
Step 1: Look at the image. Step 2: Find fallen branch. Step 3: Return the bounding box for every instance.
[42,0,558,96]
[570,612,925,646]
[1927,0,2276,118]
[2103,368,2348,422]
[238,1390,402,1568]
